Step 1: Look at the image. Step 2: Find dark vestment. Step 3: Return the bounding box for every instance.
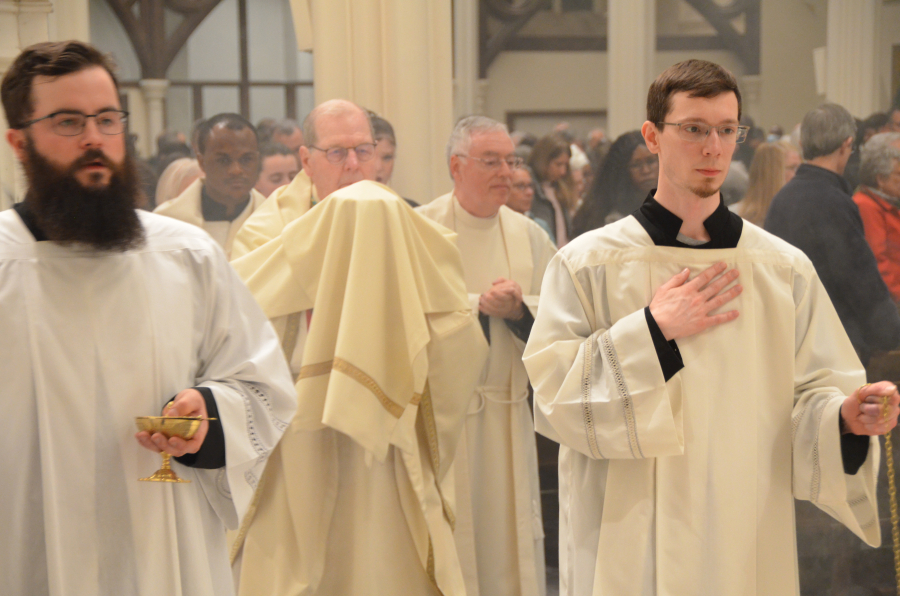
[764,163,900,365]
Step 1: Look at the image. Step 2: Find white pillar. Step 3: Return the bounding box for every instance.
[825,0,881,117]
[139,78,169,154]
[48,0,89,42]
[607,0,655,138]
[453,0,479,119]
[17,0,52,46]
[306,0,455,203]
[0,0,53,212]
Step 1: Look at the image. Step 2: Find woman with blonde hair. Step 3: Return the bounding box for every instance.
[730,142,787,226]
[528,134,576,246]
[154,157,201,208]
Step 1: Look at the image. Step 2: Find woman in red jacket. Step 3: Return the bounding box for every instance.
[854,132,900,302]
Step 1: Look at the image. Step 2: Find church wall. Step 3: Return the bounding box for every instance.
[483,51,608,134]
[483,49,742,139]
[757,0,826,133]
[881,2,900,108]
[482,0,898,141]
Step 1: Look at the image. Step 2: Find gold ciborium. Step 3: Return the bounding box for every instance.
[134,416,214,483]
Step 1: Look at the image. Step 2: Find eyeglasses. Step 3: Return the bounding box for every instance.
[456,154,524,171]
[657,122,749,144]
[512,182,533,191]
[310,143,376,164]
[627,156,659,172]
[20,110,129,136]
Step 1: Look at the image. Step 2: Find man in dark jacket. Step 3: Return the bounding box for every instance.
[765,103,900,366]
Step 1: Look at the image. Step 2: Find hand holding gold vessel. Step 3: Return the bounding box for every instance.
[135,388,210,457]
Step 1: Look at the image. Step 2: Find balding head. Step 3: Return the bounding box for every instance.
[299,99,377,199]
[302,99,373,149]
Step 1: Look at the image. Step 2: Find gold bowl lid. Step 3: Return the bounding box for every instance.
[134,416,214,440]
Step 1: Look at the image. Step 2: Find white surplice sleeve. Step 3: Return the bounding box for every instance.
[190,250,298,530]
[790,268,881,546]
[523,252,684,460]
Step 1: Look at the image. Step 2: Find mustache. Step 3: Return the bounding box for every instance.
[71,149,114,170]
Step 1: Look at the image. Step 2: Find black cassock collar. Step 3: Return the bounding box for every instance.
[632,190,743,249]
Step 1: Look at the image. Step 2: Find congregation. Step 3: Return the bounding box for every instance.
[6,37,900,596]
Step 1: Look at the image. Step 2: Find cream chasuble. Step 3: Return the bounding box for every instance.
[0,210,297,596]
[417,193,557,596]
[523,216,881,596]
[152,178,267,258]
[230,169,317,260]
[232,181,488,596]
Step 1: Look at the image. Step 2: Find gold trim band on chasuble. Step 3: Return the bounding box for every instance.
[418,384,456,530]
[297,358,422,418]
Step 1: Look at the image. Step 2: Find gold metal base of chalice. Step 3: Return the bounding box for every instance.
[134,416,215,483]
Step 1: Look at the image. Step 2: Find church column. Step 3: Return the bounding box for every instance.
[825,0,881,117]
[453,0,479,119]
[17,0,52,46]
[306,0,454,203]
[139,79,170,155]
[48,0,89,42]
[0,0,53,211]
[606,0,655,139]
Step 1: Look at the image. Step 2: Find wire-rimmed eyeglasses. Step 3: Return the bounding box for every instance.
[456,154,524,171]
[657,122,749,144]
[19,110,129,136]
[309,143,376,164]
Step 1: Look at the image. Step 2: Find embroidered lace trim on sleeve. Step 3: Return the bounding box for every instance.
[601,330,644,459]
[581,333,604,459]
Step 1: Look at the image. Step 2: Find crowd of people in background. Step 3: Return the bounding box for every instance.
[134,101,900,372]
[10,37,900,596]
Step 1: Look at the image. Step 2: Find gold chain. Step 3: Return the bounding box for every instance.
[881,393,900,595]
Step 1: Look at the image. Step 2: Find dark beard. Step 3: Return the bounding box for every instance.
[22,140,145,252]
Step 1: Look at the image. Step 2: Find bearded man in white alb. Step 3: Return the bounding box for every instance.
[418,116,557,596]
[0,41,296,596]
[523,59,900,596]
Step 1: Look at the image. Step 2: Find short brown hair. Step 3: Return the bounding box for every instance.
[646,59,741,125]
[1,41,119,130]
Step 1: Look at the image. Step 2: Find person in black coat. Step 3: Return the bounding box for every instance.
[765,103,900,366]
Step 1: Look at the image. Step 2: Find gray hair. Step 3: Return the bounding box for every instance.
[302,99,373,148]
[273,119,301,137]
[446,115,509,170]
[859,132,900,188]
[800,103,857,160]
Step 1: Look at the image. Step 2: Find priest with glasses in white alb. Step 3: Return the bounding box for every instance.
[418,116,557,596]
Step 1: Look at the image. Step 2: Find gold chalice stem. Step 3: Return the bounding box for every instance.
[139,451,190,483]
